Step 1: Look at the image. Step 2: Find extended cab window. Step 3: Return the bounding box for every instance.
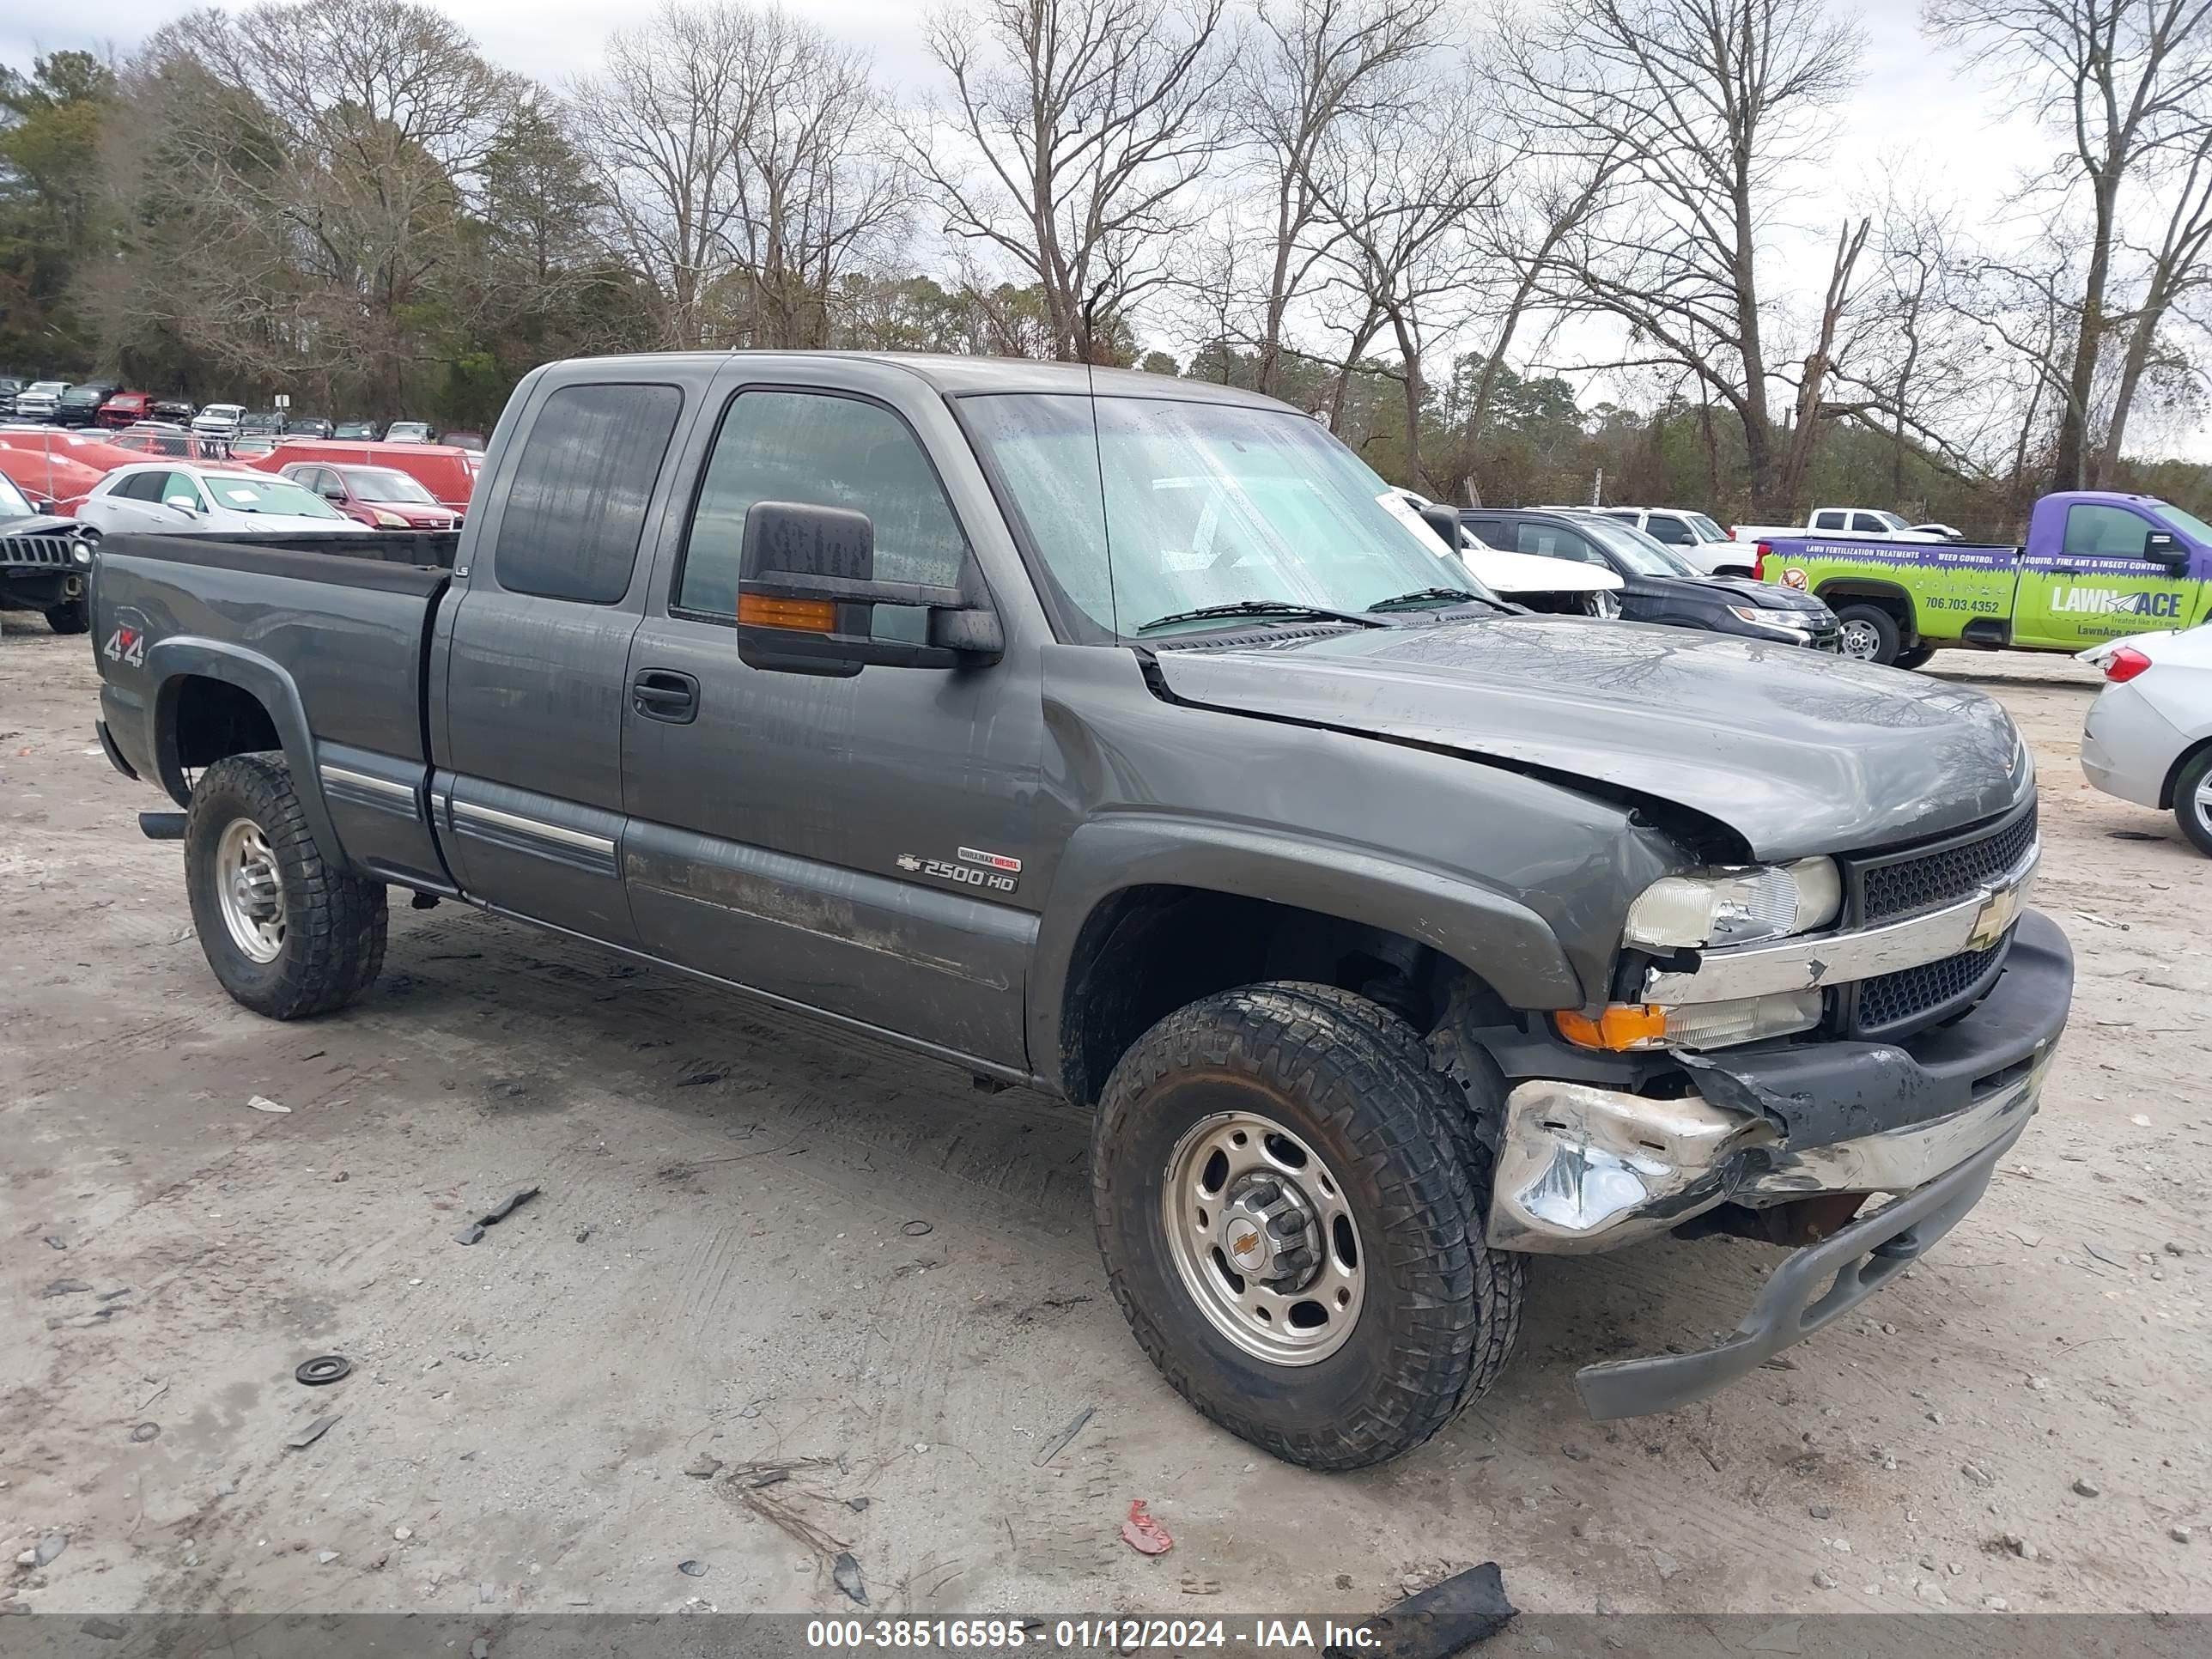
[1813,511,1846,530]
[495,382,683,605]
[2063,502,2157,557]
[676,390,967,622]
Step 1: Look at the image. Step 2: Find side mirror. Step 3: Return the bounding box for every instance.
[33,498,56,515]
[2143,530,2190,569]
[735,500,1004,678]
[1418,503,1465,550]
[164,495,199,515]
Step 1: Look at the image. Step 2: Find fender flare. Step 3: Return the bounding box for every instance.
[1814,577,1921,640]
[145,636,350,869]
[1026,814,1585,1073]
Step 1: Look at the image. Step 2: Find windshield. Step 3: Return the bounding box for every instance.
[204,475,343,518]
[1686,512,1728,542]
[60,387,105,406]
[1575,516,1702,577]
[388,422,429,440]
[0,471,34,516]
[343,466,435,504]
[2153,501,2212,544]
[963,394,1498,634]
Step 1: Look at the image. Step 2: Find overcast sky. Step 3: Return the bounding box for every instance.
[12,0,2184,456]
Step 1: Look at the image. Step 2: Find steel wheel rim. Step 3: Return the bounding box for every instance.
[1838,617,1882,659]
[1590,590,1621,619]
[1160,1109,1365,1366]
[215,816,285,963]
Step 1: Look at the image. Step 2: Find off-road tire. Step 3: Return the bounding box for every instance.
[1092,982,1525,1470]
[1892,642,1936,671]
[2173,746,2212,859]
[185,752,387,1018]
[44,599,88,635]
[1834,603,1902,665]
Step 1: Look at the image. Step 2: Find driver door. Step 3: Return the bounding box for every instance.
[620,369,1044,1066]
[2014,500,2191,649]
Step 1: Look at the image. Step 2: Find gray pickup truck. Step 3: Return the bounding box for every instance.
[90,353,2071,1470]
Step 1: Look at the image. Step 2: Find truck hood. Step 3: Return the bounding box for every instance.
[1461,547,1623,595]
[1152,617,2029,860]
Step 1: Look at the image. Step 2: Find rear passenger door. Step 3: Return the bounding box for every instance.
[435,378,694,946]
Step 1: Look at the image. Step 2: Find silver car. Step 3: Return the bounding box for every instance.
[2080,623,2212,855]
[74,463,376,542]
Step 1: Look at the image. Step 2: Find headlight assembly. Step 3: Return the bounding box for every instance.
[1625,859,1842,951]
[1729,605,1814,632]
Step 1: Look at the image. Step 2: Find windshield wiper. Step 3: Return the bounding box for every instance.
[1134,599,1389,633]
[1365,586,1501,613]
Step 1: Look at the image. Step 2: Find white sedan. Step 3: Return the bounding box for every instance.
[2079,624,2212,855]
[75,463,374,540]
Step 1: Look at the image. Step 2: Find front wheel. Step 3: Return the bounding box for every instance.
[2174,747,2212,859]
[1091,983,1523,1470]
[185,752,388,1018]
[1893,642,1936,671]
[1833,603,1902,665]
[44,599,88,635]
[1583,588,1622,619]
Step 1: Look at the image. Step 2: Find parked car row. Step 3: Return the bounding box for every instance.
[0,380,471,447]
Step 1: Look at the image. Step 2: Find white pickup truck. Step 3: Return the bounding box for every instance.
[1733,507,1954,546]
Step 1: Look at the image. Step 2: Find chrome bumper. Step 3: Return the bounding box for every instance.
[1487,1052,2048,1255]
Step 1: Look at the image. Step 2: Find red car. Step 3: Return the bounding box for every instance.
[280,461,464,529]
[95,391,155,429]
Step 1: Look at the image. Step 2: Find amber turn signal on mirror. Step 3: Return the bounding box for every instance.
[738,592,838,632]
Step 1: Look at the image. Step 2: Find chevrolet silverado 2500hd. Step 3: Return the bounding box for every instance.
[90,353,2073,1469]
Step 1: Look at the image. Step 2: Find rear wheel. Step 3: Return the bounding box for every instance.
[2174,747,2212,859]
[1834,603,1901,665]
[1091,982,1523,1469]
[43,599,88,635]
[185,752,387,1018]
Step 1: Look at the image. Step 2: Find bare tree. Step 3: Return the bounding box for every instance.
[1310,97,1504,490]
[911,0,1231,362]
[714,10,908,349]
[566,3,763,349]
[1507,0,1863,517]
[2096,127,2212,474]
[1929,0,2212,490]
[1235,0,1445,397]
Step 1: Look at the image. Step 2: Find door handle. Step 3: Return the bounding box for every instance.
[632,670,699,723]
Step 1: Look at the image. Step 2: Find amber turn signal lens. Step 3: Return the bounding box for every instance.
[738,593,837,632]
[1555,1005,1669,1050]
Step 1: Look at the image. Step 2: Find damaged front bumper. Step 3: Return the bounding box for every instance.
[1485,908,2070,1417]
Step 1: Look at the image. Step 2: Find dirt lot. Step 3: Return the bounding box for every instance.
[3,613,2209,1622]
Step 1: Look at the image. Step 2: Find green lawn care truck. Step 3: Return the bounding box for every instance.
[1751,490,2212,666]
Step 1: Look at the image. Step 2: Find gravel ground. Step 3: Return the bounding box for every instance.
[3,615,2209,1621]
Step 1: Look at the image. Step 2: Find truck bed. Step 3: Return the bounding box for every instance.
[94,532,453,776]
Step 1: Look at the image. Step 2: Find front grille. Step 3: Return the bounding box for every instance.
[1,534,76,569]
[1858,801,2037,923]
[1853,928,2014,1036]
